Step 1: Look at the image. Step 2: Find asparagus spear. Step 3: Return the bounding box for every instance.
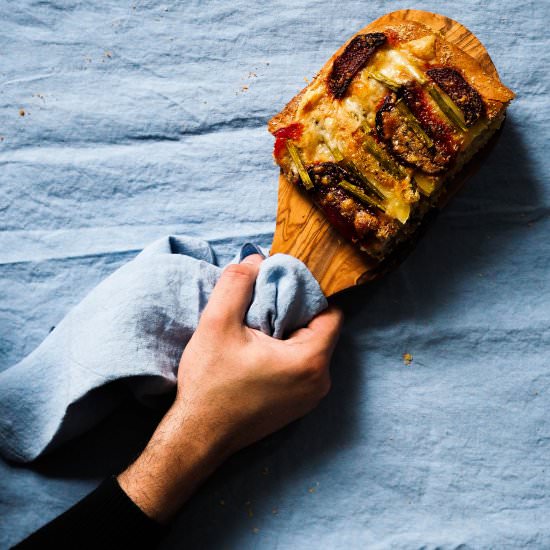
[338,179,386,212]
[427,83,469,132]
[368,71,400,92]
[286,142,314,190]
[395,100,434,148]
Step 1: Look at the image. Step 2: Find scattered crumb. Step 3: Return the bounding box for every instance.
[252,527,260,534]
[308,482,319,494]
[262,467,270,476]
[403,353,413,366]
[19,108,26,117]
[271,508,278,515]
[219,499,225,506]
[304,77,311,84]
[248,71,257,78]
[104,50,113,58]
[241,85,249,92]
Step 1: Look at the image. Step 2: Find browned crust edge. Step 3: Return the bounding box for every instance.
[268,19,514,134]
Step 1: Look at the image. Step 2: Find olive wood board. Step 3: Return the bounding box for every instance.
[269,9,502,297]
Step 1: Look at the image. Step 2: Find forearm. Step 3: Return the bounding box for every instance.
[117,403,228,523]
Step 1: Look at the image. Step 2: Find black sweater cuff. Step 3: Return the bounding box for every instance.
[15,476,165,549]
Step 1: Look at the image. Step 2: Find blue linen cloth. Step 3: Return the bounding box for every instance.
[0,236,327,463]
[1,0,549,548]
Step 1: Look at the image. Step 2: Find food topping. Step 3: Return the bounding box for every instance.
[273,122,304,159]
[426,67,485,127]
[328,33,387,99]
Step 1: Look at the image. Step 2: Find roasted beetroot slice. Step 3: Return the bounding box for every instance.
[426,67,484,127]
[328,33,386,99]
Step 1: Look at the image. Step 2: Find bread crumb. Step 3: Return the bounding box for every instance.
[308,482,319,494]
[219,499,225,506]
[262,467,270,476]
[403,353,413,366]
[104,50,113,58]
[272,508,278,515]
[19,109,26,117]
[252,527,260,534]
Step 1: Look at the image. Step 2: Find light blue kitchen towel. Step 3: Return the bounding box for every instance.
[0,235,327,463]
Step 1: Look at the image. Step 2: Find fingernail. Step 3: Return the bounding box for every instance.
[241,253,263,265]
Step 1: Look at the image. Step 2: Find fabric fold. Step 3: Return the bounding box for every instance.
[0,235,327,463]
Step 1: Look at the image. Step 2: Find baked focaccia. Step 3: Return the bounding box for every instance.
[268,21,514,259]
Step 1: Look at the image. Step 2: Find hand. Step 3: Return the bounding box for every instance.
[118,254,342,522]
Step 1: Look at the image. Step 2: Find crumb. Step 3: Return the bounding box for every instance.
[0,136,4,141]
[308,482,319,494]
[241,85,249,92]
[19,109,25,117]
[248,72,257,78]
[304,77,310,84]
[271,508,278,515]
[252,527,260,534]
[403,353,413,366]
[104,50,113,58]
[262,467,270,476]
[219,499,225,506]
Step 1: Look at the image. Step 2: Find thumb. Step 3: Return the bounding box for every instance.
[201,254,264,330]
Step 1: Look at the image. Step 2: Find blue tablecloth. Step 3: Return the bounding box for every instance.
[1,0,548,547]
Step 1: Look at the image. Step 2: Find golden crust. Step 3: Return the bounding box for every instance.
[268,20,514,133]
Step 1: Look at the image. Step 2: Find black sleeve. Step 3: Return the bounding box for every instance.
[14,476,166,549]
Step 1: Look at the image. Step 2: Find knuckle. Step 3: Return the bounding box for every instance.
[223,263,255,281]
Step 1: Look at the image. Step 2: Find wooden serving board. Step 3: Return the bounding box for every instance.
[270,9,501,297]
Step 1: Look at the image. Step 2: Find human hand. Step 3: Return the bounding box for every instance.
[176,253,343,456]
[119,254,342,522]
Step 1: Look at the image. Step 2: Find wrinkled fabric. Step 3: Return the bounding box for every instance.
[1,0,549,548]
[0,236,326,463]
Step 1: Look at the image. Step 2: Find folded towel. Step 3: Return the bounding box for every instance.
[0,236,327,463]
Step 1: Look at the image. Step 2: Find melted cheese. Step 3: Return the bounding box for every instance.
[373,48,427,85]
